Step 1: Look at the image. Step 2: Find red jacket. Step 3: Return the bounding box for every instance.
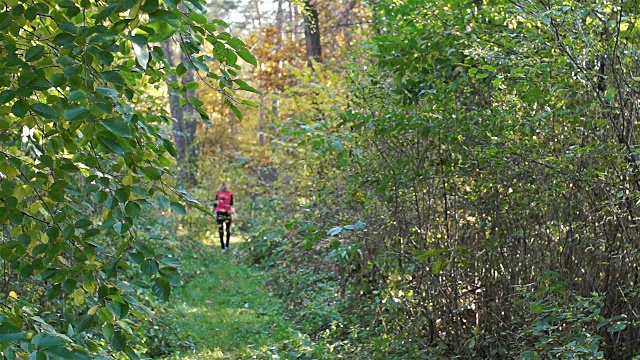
[215,191,233,213]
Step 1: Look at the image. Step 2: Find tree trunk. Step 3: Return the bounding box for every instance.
[276,0,285,33]
[302,0,321,68]
[229,106,237,154]
[162,40,198,185]
[290,1,297,41]
[252,0,263,28]
[258,95,265,146]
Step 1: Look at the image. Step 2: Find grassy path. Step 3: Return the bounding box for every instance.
[165,234,295,359]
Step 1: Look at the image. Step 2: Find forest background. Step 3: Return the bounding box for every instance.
[1,0,640,359]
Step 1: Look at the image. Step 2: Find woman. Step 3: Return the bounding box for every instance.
[214,182,234,252]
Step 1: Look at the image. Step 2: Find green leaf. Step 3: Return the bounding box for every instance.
[51,74,66,87]
[541,14,551,25]
[12,99,29,117]
[141,259,159,277]
[107,301,129,319]
[523,87,542,104]
[125,201,141,218]
[95,3,120,23]
[96,87,119,99]
[0,323,26,343]
[114,187,130,203]
[110,19,131,34]
[100,71,125,87]
[68,90,87,102]
[152,277,171,300]
[149,10,180,27]
[230,103,243,120]
[237,48,257,67]
[64,3,81,17]
[146,21,177,42]
[101,118,132,138]
[99,308,115,324]
[64,105,90,121]
[8,209,23,225]
[0,90,15,105]
[224,49,238,65]
[162,138,177,157]
[58,21,78,34]
[125,347,141,360]
[157,196,170,209]
[235,79,260,94]
[141,166,162,180]
[110,331,127,351]
[176,63,187,76]
[0,119,11,130]
[170,202,186,215]
[53,33,76,46]
[97,51,115,66]
[226,38,245,50]
[241,99,259,107]
[185,81,199,91]
[5,197,17,209]
[608,322,628,333]
[75,219,93,228]
[0,13,11,31]
[189,11,208,25]
[97,133,126,155]
[62,278,78,294]
[32,103,58,120]
[25,45,45,62]
[12,4,24,16]
[141,0,159,13]
[133,42,149,69]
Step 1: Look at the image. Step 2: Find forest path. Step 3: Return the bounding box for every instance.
[165,234,296,359]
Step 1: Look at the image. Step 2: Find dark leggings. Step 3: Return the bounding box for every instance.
[216,212,232,249]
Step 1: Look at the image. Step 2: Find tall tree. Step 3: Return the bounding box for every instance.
[303,0,322,67]
[162,41,198,185]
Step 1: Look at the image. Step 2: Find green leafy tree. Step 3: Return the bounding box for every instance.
[0,0,255,357]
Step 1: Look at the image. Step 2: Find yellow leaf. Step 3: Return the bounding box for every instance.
[83,280,96,294]
[73,288,85,306]
[122,175,133,185]
[29,202,42,214]
[8,291,18,299]
[14,185,33,201]
[142,151,155,160]
[88,305,100,315]
[0,163,18,179]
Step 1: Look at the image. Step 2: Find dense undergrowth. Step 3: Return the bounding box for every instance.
[241,195,434,359]
[237,191,638,360]
[227,0,640,358]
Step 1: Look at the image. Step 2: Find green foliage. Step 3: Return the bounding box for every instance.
[242,0,640,358]
[513,280,606,360]
[0,0,255,357]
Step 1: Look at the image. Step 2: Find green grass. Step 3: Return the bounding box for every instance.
[164,234,294,359]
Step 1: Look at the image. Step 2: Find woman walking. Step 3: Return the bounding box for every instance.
[214,182,234,252]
